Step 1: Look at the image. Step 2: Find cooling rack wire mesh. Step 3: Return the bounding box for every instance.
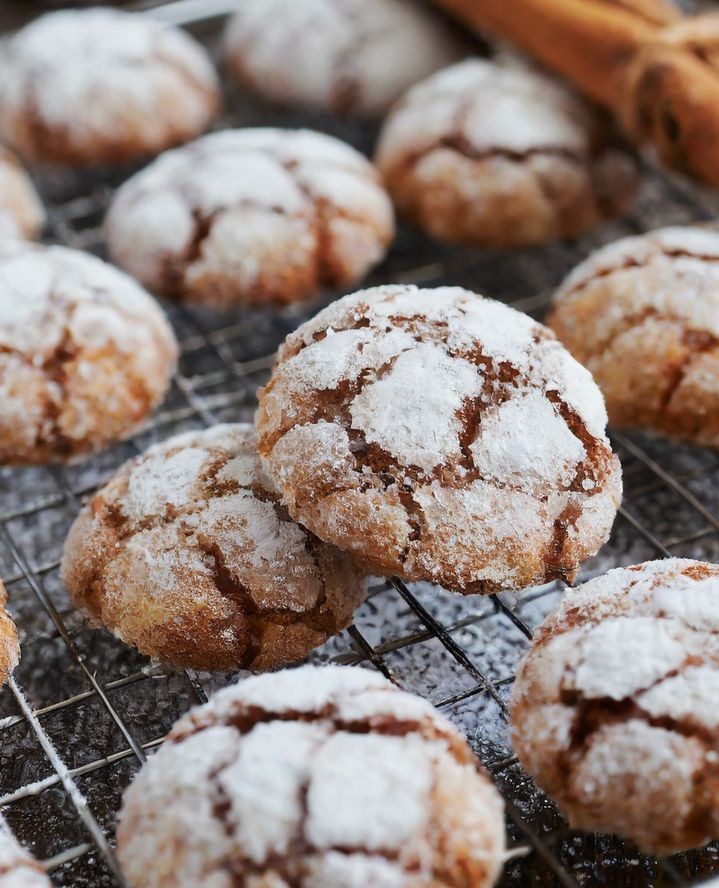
[2,1,719,885]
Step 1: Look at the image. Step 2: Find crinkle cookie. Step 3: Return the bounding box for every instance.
[106,128,395,309]
[0,8,219,167]
[61,425,366,671]
[223,0,468,116]
[0,583,20,689]
[117,665,506,888]
[0,241,177,465]
[511,558,719,855]
[0,831,50,887]
[375,57,639,248]
[0,147,44,239]
[548,225,719,447]
[256,285,622,594]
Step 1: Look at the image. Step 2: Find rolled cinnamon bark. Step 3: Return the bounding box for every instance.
[432,0,719,189]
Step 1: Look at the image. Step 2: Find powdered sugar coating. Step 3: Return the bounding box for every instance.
[0,8,219,167]
[0,240,177,465]
[0,148,44,240]
[117,665,505,888]
[223,0,467,116]
[61,424,366,671]
[0,831,50,887]
[106,128,394,308]
[511,558,719,854]
[0,582,20,690]
[375,57,639,247]
[256,285,621,594]
[549,225,719,446]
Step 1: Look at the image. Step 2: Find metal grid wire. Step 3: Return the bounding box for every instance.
[3,1,719,885]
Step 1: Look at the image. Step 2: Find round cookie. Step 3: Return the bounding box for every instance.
[223,0,468,116]
[255,285,622,594]
[61,424,366,671]
[0,582,20,689]
[548,225,719,447]
[0,8,219,167]
[0,147,44,239]
[0,241,177,465]
[117,665,506,888]
[511,558,719,855]
[0,831,50,887]
[106,128,395,309]
[375,57,639,248]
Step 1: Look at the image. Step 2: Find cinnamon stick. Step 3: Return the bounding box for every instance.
[433,0,719,189]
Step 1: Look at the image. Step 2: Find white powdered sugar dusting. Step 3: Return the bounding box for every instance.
[224,0,467,115]
[118,665,505,887]
[512,558,719,854]
[0,830,50,887]
[259,284,620,593]
[0,8,218,162]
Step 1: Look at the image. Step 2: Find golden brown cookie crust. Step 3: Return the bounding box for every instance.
[0,147,44,240]
[0,582,19,690]
[548,225,719,446]
[61,424,366,671]
[0,830,50,887]
[256,285,622,594]
[375,57,639,248]
[117,666,505,888]
[106,128,394,309]
[511,558,719,855]
[0,9,219,167]
[0,241,177,465]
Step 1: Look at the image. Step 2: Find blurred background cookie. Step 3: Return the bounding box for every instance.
[256,285,622,594]
[548,225,719,447]
[0,241,177,464]
[0,147,43,239]
[0,830,49,887]
[117,665,506,888]
[376,56,639,248]
[106,128,394,309]
[0,8,220,167]
[223,0,469,116]
[511,558,719,855]
[0,582,19,690]
[62,424,366,671]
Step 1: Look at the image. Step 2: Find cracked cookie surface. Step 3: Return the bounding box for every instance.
[0,8,219,167]
[61,424,366,671]
[0,241,177,465]
[106,128,395,308]
[223,0,468,116]
[0,831,50,887]
[255,285,622,594]
[548,225,719,447]
[0,147,44,240]
[117,664,505,888]
[0,582,20,691]
[511,558,719,855]
[375,57,639,248]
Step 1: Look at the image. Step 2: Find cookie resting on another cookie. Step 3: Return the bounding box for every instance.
[511,558,719,855]
[106,128,394,309]
[256,285,622,594]
[117,665,506,888]
[61,424,366,672]
[0,241,177,465]
[224,0,468,116]
[0,8,219,167]
[548,225,719,447]
[376,57,639,248]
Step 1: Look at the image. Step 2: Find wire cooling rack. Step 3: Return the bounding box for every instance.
[2,1,719,885]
